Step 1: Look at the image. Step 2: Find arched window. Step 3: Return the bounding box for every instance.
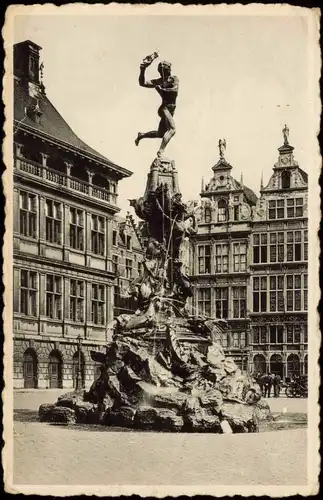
[253,354,266,375]
[48,350,63,388]
[217,199,227,222]
[204,207,211,223]
[281,170,291,189]
[23,348,38,389]
[287,354,300,378]
[304,354,308,375]
[270,353,283,378]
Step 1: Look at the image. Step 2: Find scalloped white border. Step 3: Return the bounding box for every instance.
[2,3,321,497]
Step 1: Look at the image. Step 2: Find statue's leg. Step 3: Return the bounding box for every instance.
[157,108,176,156]
[135,130,161,146]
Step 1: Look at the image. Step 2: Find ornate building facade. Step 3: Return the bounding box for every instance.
[112,214,144,317]
[189,131,308,379]
[189,142,258,369]
[249,128,308,379]
[13,40,143,389]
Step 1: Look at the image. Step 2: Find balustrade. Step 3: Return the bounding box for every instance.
[19,158,42,177]
[15,156,117,205]
[45,168,67,186]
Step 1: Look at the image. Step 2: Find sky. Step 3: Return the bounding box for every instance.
[13,10,313,214]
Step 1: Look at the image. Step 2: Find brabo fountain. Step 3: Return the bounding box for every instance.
[39,53,270,433]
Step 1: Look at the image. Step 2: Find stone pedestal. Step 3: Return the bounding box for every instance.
[144,157,180,197]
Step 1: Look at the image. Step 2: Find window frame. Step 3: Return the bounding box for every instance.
[20,269,38,316]
[19,191,37,239]
[45,274,62,320]
[70,207,84,251]
[91,214,105,256]
[45,199,62,245]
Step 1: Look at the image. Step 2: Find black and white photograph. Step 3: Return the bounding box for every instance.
[2,3,321,496]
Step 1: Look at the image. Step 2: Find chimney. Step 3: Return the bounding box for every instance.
[14,40,42,85]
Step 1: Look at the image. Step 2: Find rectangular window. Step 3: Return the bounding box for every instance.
[269,275,284,312]
[260,326,267,344]
[269,232,285,263]
[46,274,62,319]
[45,200,62,244]
[286,231,302,262]
[91,215,105,255]
[197,288,211,317]
[20,270,37,316]
[252,326,267,344]
[91,284,105,325]
[70,279,84,322]
[304,274,308,311]
[19,191,37,238]
[215,288,228,319]
[70,208,84,250]
[198,245,211,274]
[304,230,308,261]
[138,261,142,276]
[268,199,285,220]
[253,233,267,263]
[126,259,132,279]
[112,230,117,246]
[269,325,284,344]
[287,198,303,218]
[233,287,246,318]
[215,244,228,273]
[204,208,211,223]
[253,276,267,312]
[286,274,302,311]
[233,243,246,272]
[304,325,308,343]
[252,327,260,344]
[286,324,301,344]
[232,332,239,348]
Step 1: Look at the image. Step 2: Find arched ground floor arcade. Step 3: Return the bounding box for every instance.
[13,337,105,389]
[249,351,308,380]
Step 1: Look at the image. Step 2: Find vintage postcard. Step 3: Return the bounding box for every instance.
[2,3,321,496]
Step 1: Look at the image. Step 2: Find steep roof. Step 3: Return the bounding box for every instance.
[14,79,132,179]
[298,168,308,184]
[238,182,258,206]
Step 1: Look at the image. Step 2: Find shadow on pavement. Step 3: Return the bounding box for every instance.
[14,409,39,422]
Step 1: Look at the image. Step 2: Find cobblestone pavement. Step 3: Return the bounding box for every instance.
[11,390,308,487]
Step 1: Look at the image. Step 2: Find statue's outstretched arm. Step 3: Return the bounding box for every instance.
[139,65,158,88]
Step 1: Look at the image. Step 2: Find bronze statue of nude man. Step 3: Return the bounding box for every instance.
[135,53,179,158]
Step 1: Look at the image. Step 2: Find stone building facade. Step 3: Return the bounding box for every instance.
[112,214,144,317]
[189,131,308,379]
[12,40,143,389]
[189,146,258,369]
[249,130,308,379]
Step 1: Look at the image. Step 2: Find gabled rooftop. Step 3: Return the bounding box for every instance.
[14,40,132,180]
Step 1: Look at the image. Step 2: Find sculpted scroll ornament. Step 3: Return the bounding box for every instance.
[240,203,251,220]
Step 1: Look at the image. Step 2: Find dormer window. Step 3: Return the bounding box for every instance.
[126,235,132,250]
[29,55,39,82]
[218,199,228,222]
[282,170,291,189]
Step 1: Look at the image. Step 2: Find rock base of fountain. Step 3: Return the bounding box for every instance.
[39,334,271,433]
